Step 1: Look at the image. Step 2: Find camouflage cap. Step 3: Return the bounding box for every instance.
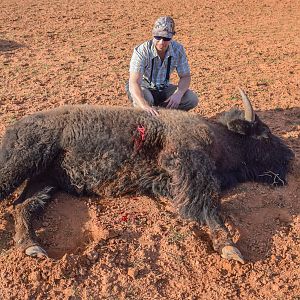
[152,16,176,38]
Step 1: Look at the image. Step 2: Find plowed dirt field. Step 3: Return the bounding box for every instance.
[0,0,299,299]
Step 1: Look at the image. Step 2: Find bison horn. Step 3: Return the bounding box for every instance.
[239,88,255,122]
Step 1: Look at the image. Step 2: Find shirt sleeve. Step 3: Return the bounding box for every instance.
[176,46,191,76]
[129,46,146,73]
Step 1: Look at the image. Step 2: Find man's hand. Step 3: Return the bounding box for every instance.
[164,91,183,109]
[140,104,159,116]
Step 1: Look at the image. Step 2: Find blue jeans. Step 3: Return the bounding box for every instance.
[125,82,199,111]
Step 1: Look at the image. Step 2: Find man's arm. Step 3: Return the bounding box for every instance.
[129,72,159,116]
[176,73,191,96]
[165,73,191,109]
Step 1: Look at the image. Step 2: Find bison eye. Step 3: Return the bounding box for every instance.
[252,123,271,139]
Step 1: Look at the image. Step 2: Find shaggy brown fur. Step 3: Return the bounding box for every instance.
[0,104,294,259]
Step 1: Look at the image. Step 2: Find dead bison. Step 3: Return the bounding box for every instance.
[0,89,294,263]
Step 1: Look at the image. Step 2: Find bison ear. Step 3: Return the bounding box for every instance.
[227,119,252,135]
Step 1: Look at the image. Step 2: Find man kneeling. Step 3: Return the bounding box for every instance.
[126,16,199,116]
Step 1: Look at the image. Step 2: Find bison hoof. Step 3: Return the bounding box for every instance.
[221,245,245,264]
[25,245,48,258]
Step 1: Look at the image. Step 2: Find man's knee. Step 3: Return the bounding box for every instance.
[180,89,199,111]
[125,83,154,107]
[141,87,155,106]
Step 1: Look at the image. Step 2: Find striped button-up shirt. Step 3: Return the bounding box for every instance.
[129,39,190,88]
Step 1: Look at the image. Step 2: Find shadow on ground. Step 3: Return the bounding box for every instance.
[0,39,24,52]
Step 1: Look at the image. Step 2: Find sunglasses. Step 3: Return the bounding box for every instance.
[154,36,172,42]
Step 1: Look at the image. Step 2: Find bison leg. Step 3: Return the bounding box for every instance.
[160,149,244,263]
[205,210,244,263]
[13,186,54,257]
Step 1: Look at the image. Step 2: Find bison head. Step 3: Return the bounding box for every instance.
[219,89,294,186]
[220,89,272,139]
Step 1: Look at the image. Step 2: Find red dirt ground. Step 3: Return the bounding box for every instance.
[0,0,299,299]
